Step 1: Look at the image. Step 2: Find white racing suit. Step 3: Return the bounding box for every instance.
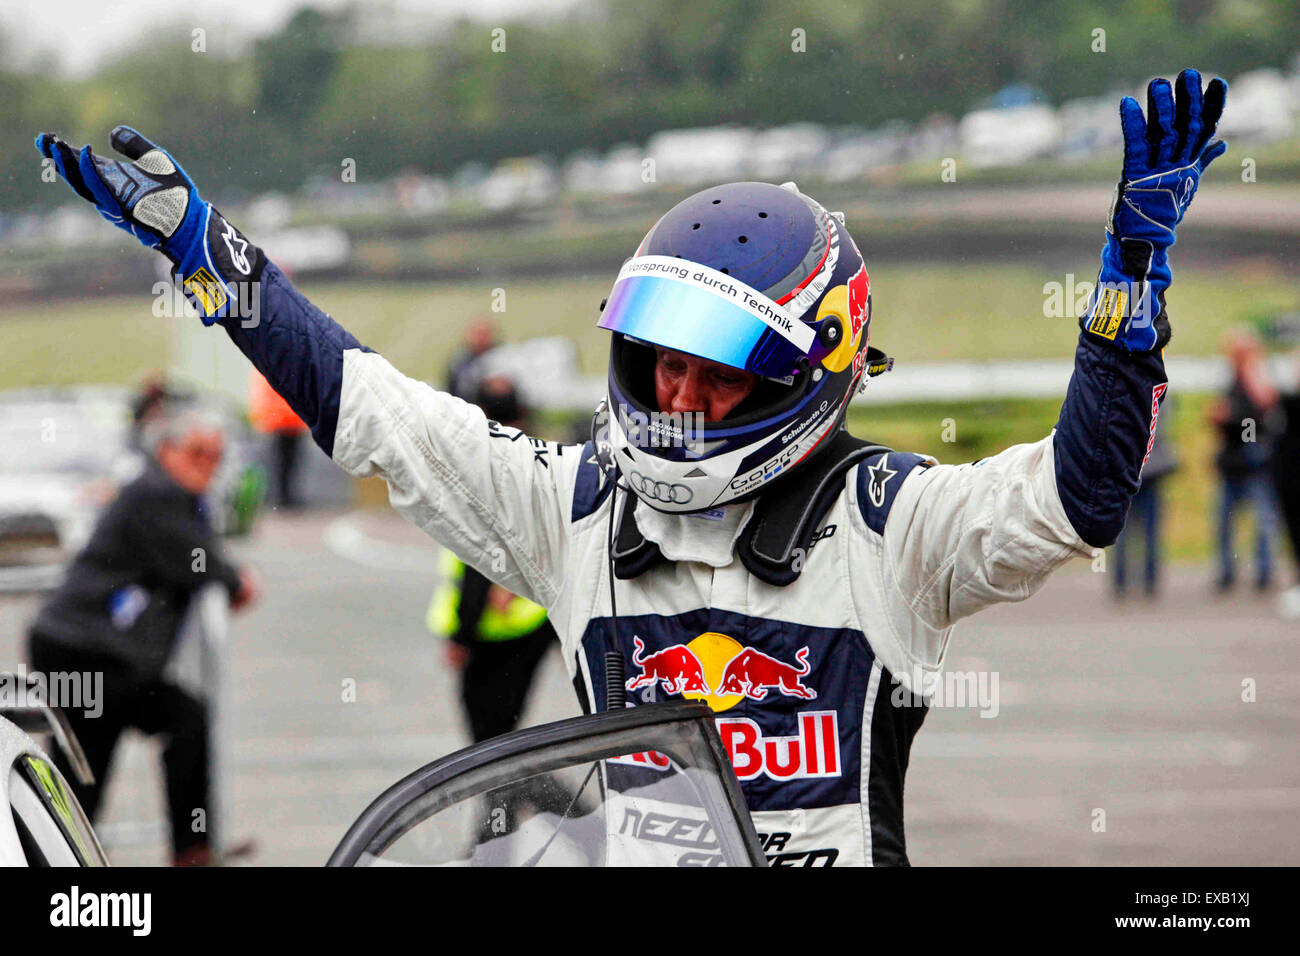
[221,263,1168,865]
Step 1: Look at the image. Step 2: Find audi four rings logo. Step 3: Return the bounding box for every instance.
[630,471,694,504]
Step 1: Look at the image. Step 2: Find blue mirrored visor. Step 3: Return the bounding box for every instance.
[597,257,815,379]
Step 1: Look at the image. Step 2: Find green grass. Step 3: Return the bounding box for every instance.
[0,295,176,388]
[0,259,1262,392]
[868,263,1298,361]
[0,265,1280,562]
[301,262,1298,378]
[846,399,1061,464]
[297,276,616,382]
[847,394,1220,562]
[3,262,1293,393]
[2,243,1294,390]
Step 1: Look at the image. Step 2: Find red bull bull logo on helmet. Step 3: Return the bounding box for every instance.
[847,262,869,342]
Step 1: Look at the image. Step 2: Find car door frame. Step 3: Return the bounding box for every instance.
[327,699,766,867]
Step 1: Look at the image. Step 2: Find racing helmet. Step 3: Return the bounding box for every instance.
[597,181,890,514]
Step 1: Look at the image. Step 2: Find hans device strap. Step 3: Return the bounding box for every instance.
[611,488,666,579]
[612,431,893,587]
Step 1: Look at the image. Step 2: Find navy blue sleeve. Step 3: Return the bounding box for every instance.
[570,441,614,522]
[216,262,368,457]
[1052,331,1168,548]
[855,452,933,535]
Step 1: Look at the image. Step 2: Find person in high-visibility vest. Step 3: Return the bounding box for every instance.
[426,376,559,742]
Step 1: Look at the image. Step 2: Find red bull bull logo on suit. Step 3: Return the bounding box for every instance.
[717,646,816,701]
[625,636,711,695]
[622,631,838,782]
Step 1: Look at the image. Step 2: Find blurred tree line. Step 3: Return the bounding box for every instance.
[2,0,1297,211]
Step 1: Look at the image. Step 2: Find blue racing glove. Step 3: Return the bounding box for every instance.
[35,126,264,324]
[1081,68,1227,352]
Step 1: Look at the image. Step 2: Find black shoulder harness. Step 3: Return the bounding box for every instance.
[612,430,893,587]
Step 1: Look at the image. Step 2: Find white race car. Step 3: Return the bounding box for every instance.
[0,672,109,866]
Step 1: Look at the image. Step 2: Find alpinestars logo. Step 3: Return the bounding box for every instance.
[220,217,251,275]
[865,455,897,507]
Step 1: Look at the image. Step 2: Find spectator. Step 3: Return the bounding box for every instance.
[1208,329,1283,592]
[1272,350,1300,616]
[128,375,191,452]
[26,406,260,866]
[1113,398,1178,598]
[445,317,499,400]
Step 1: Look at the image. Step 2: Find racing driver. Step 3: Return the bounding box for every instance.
[35,69,1227,866]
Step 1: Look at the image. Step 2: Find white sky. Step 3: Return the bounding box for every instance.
[4,0,580,75]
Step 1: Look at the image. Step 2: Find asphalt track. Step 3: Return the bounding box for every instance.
[1,508,1294,866]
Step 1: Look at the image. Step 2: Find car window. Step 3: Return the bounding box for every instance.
[330,701,765,867]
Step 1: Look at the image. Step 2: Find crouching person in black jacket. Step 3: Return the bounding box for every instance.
[26,406,259,866]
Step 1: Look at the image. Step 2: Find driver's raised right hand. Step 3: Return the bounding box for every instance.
[35,126,264,323]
